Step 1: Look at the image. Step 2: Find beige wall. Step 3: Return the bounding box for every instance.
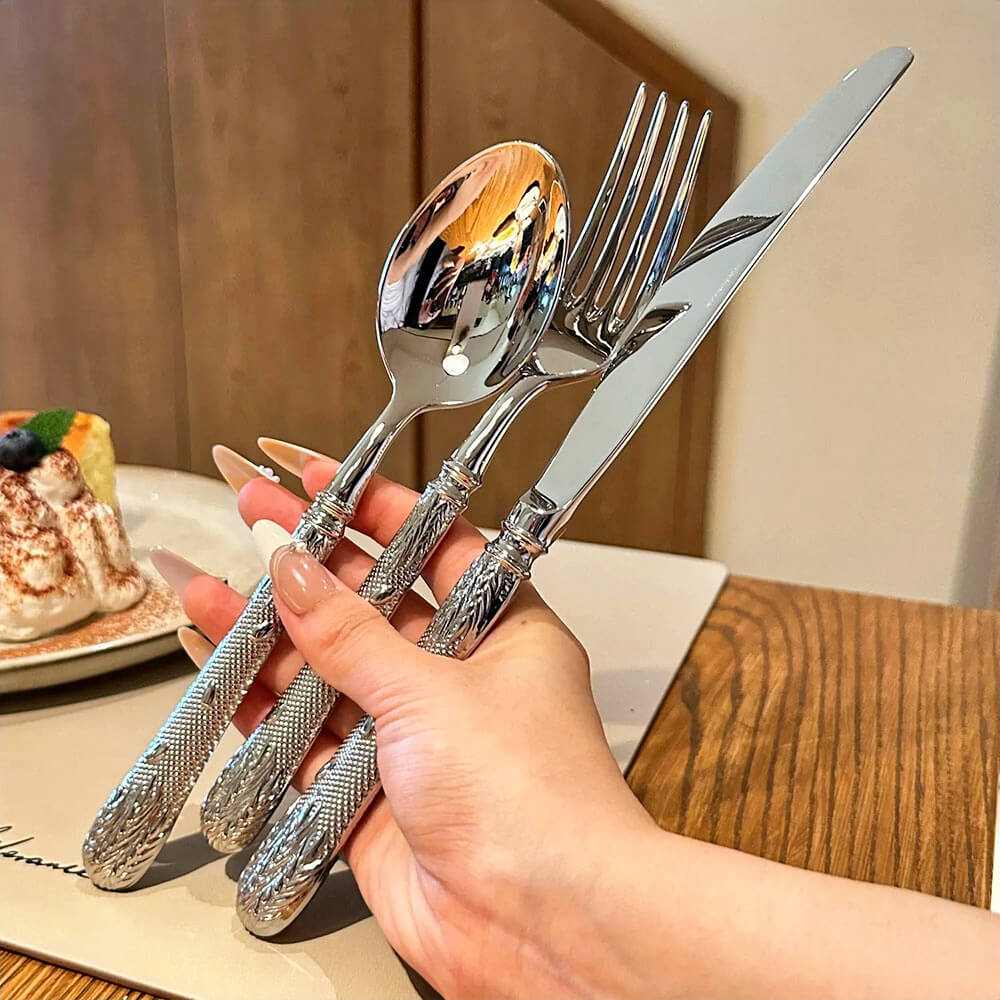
[607,0,1000,605]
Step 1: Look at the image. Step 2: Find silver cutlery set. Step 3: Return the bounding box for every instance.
[82,48,913,937]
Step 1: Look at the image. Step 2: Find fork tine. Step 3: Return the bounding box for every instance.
[629,109,712,319]
[580,90,667,312]
[564,84,646,296]
[605,100,689,327]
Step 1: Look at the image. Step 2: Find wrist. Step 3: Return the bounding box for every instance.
[510,806,674,998]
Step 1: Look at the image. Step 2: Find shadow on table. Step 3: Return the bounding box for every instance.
[220,849,441,997]
[136,832,256,889]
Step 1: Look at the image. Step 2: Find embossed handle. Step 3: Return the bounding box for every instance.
[82,500,349,891]
[358,460,479,616]
[235,526,543,935]
[416,527,540,657]
[200,460,480,853]
[236,716,380,937]
[199,665,340,853]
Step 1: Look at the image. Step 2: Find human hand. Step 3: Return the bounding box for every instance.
[179,455,657,998]
[175,446,1000,1000]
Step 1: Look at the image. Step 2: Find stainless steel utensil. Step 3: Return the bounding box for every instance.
[201,86,710,856]
[235,46,913,937]
[82,141,569,890]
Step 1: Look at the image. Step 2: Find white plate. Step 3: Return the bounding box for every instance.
[0,465,261,693]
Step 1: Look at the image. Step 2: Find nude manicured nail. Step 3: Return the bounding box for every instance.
[177,626,214,668]
[151,547,206,596]
[251,519,294,567]
[269,545,341,614]
[212,444,276,493]
[257,437,338,478]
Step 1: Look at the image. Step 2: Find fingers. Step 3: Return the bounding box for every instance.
[242,443,541,610]
[300,458,539,607]
[237,477,306,535]
[269,545,446,718]
[182,574,366,743]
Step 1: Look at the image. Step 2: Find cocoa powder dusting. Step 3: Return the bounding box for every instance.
[0,577,184,661]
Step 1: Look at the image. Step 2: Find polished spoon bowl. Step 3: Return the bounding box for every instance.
[82,142,569,891]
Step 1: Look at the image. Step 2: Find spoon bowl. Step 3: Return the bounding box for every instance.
[377,141,568,413]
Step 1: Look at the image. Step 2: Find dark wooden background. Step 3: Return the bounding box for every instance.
[0,0,737,554]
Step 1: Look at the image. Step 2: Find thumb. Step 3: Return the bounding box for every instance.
[267,540,438,718]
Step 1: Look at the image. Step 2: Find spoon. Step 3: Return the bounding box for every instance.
[82,142,569,890]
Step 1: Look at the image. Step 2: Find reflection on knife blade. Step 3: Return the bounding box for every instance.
[428,45,914,660]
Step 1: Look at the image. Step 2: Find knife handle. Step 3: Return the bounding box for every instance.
[199,460,480,853]
[235,525,544,936]
[81,494,350,891]
[236,715,380,937]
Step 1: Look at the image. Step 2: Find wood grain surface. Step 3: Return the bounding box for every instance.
[420,0,738,554]
[163,0,420,485]
[3,577,996,999]
[628,577,999,907]
[1,0,737,553]
[0,0,189,470]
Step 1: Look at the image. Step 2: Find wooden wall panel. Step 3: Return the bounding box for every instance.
[0,0,188,468]
[163,1,419,484]
[421,0,737,553]
[0,0,734,546]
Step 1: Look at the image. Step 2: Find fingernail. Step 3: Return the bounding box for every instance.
[258,437,338,478]
[177,626,214,668]
[212,444,277,493]
[270,545,341,614]
[151,547,205,596]
[251,519,294,567]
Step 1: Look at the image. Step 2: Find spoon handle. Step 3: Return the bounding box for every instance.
[81,495,350,890]
[82,398,414,888]
[236,523,543,937]
[198,458,479,853]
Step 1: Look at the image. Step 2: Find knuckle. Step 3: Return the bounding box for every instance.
[312,601,380,663]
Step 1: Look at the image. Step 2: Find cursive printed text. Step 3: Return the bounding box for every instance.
[0,824,88,878]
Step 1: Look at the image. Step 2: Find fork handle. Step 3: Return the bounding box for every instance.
[81,494,350,891]
[358,459,481,616]
[235,525,544,936]
[201,381,555,854]
[198,459,481,853]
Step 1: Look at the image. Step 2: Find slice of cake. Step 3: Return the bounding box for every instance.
[0,410,145,641]
[1,409,118,508]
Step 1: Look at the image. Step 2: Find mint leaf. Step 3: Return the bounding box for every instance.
[23,408,76,454]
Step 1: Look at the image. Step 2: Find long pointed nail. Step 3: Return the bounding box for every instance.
[258,437,337,478]
[177,626,214,668]
[252,519,295,567]
[151,547,206,596]
[212,444,277,493]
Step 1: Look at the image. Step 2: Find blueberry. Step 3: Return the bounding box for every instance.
[0,427,46,472]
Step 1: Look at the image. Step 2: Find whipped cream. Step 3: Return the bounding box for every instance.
[0,452,146,641]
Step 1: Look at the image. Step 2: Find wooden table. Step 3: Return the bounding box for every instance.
[3,576,997,999]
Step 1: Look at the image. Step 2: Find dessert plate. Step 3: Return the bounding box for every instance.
[0,465,261,694]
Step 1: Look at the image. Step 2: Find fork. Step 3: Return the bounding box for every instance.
[233,95,712,935]
[202,86,709,858]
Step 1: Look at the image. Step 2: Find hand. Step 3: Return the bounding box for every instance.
[182,455,1000,1000]
[182,459,656,998]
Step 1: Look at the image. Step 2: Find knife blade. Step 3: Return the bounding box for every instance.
[418,45,913,660]
[235,45,914,939]
[528,44,913,535]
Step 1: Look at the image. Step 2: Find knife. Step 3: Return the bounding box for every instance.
[235,45,914,937]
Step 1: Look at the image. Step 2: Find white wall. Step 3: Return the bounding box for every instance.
[607,0,1000,606]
